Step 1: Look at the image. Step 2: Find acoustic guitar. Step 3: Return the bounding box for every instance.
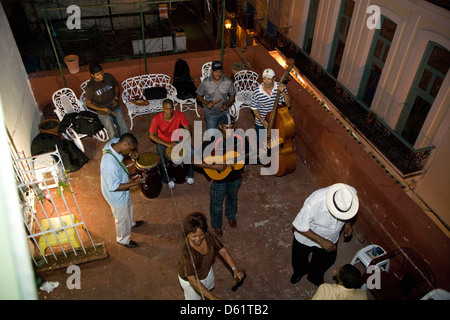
[202,138,282,180]
[203,151,244,180]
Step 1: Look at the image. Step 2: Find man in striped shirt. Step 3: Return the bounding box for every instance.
[250,68,291,148]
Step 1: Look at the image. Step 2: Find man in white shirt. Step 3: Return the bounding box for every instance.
[291,183,359,286]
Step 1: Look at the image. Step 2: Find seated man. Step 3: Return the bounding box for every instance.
[149,99,194,189]
[84,63,128,139]
[310,264,367,300]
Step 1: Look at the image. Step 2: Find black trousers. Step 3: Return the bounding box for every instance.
[291,237,337,286]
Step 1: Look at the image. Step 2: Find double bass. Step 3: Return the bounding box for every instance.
[265,59,296,177]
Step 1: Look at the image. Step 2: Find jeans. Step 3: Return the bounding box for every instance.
[209,178,241,229]
[204,114,223,139]
[98,107,128,139]
[205,114,220,131]
[255,124,265,152]
[156,143,194,183]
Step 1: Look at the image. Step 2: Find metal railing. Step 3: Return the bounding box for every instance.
[41,0,194,86]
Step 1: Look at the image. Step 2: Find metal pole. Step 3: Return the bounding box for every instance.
[140,3,147,74]
[42,9,66,87]
[45,0,192,12]
[107,0,115,32]
[220,0,225,64]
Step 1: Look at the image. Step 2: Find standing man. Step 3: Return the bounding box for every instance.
[85,63,128,139]
[250,68,291,148]
[290,183,359,286]
[101,133,144,248]
[149,99,194,189]
[196,61,236,136]
[195,114,248,237]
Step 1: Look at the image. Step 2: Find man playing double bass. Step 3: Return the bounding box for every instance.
[250,68,291,150]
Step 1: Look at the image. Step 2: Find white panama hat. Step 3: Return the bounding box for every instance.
[326,183,359,220]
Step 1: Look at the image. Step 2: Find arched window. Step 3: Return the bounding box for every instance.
[328,0,355,78]
[397,42,450,146]
[358,16,397,106]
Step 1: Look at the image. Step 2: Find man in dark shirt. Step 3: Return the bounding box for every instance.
[85,63,128,139]
[196,61,236,136]
[195,114,250,236]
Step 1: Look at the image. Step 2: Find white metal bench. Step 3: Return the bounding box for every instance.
[121,74,178,129]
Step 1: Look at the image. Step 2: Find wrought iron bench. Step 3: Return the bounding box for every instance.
[121,74,178,129]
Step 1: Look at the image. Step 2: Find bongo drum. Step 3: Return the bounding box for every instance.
[134,152,163,198]
[166,146,189,184]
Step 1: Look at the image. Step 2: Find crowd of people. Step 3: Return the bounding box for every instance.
[91,61,366,300]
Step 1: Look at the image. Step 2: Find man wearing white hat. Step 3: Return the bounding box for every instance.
[290,183,359,286]
[250,68,291,148]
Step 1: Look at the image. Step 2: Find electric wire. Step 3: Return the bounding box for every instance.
[156,143,206,300]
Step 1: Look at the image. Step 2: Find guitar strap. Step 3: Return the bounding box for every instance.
[103,149,130,175]
[213,134,244,155]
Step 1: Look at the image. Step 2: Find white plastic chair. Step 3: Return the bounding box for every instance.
[350,244,391,290]
[52,88,108,152]
[421,288,450,300]
[230,70,259,120]
[200,61,212,82]
[174,96,199,117]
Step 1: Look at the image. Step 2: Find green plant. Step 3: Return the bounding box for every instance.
[57,170,72,197]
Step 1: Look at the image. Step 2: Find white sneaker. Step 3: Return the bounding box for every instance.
[186,177,194,185]
[168,181,175,189]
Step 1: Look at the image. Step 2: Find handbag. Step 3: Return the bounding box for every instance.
[143,87,167,100]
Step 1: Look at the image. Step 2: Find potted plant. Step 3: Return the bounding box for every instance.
[231,61,246,75]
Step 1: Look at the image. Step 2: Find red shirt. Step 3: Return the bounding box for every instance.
[149,111,190,143]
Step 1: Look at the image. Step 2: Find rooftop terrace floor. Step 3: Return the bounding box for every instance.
[35,102,372,301]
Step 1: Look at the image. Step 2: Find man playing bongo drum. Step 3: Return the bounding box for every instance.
[149,99,195,189]
[100,133,145,248]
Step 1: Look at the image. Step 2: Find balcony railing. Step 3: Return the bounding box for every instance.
[253,27,433,175]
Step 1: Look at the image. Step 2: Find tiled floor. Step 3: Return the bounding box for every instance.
[35,101,372,300]
[34,3,373,301]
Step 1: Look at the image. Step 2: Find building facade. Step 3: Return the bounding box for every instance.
[240,0,450,232]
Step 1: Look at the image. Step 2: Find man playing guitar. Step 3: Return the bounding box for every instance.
[195,114,250,237]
